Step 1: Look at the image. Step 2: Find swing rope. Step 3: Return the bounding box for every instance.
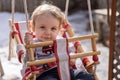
[64,0,99,75]
[87,0,98,74]
[9,0,26,63]
[65,0,69,18]
[87,0,94,34]
[23,0,30,31]
[11,0,15,26]
[23,0,38,79]
[8,0,16,61]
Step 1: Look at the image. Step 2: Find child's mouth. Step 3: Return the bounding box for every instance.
[44,37,51,40]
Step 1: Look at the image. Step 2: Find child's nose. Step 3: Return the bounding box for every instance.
[45,29,51,34]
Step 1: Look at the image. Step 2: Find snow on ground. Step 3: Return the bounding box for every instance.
[0,11,109,80]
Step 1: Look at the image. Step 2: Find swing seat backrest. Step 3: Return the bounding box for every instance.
[14,21,30,44]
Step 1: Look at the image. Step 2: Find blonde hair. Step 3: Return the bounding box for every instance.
[31,3,65,26]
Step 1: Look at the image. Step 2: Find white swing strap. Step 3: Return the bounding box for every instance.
[54,38,71,80]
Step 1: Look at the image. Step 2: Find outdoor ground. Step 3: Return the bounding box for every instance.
[0,11,109,80]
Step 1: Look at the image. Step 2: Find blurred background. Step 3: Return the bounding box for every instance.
[0,0,112,46]
[0,0,118,80]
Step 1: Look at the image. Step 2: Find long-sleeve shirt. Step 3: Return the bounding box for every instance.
[21,38,86,76]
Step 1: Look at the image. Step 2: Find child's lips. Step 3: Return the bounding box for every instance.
[44,37,51,40]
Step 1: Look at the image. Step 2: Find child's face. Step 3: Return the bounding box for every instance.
[33,13,60,42]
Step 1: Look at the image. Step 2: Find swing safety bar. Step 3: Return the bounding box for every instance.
[25,33,100,67]
[27,51,100,67]
[25,34,99,49]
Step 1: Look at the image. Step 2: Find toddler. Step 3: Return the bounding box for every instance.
[22,2,94,80]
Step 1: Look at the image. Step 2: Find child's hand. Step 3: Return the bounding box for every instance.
[86,62,94,73]
[70,59,76,66]
[63,17,69,24]
[70,53,76,66]
[24,32,33,44]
